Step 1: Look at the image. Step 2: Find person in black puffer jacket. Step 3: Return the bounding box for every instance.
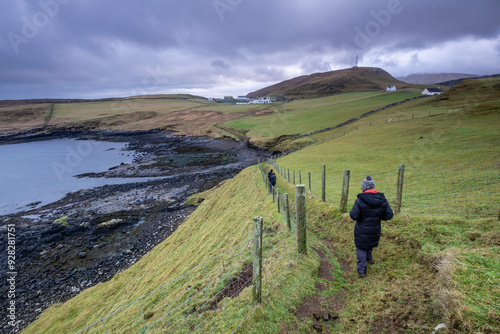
[268,170,277,194]
[349,175,393,278]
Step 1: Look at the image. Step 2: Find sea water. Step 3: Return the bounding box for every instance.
[0,138,151,215]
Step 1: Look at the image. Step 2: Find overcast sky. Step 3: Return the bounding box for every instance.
[1,0,499,99]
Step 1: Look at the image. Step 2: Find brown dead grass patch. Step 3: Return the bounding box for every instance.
[0,105,48,131]
[98,109,256,136]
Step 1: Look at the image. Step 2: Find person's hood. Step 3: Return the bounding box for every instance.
[357,192,386,207]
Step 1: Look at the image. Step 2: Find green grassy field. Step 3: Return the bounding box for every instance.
[224,91,421,139]
[271,79,499,218]
[23,78,499,333]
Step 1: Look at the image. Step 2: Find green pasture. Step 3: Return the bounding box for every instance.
[223,91,420,138]
[194,103,271,114]
[271,78,499,218]
[274,107,499,217]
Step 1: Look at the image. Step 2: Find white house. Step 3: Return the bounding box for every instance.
[386,85,397,92]
[250,97,272,104]
[422,87,444,96]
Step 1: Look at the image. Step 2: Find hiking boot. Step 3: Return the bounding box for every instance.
[368,259,375,265]
[359,272,366,278]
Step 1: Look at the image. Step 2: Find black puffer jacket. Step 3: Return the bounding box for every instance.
[349,191,393,250]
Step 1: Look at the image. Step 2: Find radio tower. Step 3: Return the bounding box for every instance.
[354,55,359,68]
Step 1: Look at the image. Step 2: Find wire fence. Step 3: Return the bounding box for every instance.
[267,153,500,219]
[74,164,307,334]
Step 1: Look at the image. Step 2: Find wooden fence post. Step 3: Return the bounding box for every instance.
[293,170,296,184]
[322,165,326,202]
[308,172,311,193]
[395,164,405,214]
[276,189,280,213]
[285,193,291,231]
[287,169,290,182]
[340,169,350,213]
[299,170,302,184]
[296,185,307,254]
[253,216,263,304]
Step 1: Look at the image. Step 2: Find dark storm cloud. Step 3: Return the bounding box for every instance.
[0,0,499,99]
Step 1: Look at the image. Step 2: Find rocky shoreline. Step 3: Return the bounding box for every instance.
[0,130,270,333]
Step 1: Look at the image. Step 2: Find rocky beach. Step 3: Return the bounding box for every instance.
[0,130,270,333]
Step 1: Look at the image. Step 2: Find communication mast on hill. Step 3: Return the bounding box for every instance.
[354,55,359,68]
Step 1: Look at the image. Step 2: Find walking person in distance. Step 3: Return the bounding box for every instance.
[349,175,394,278]
[268,169,276,194]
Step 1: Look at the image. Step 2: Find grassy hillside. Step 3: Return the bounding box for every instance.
[247,67,412,99]
[261,164,499,333]
[271,82,499,217]
[264,78,500,331]
[224,91,421,149]
[23,167,309,333]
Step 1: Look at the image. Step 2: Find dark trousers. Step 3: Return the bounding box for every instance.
[356,247,373,274]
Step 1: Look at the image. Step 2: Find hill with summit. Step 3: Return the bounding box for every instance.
[247,67,409,99]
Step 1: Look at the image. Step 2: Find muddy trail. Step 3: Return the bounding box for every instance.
[0,130,270,333]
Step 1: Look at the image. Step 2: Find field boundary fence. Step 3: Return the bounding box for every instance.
[74,164,308,333]
[266,153,499,219]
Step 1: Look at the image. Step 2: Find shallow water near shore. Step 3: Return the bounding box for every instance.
[0,138,153,215]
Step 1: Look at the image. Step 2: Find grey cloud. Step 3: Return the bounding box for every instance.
[0,0,499,99]
[211,59,230,69]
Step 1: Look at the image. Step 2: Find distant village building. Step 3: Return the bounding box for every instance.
[216,96,236,103]
[422,87,444,96]
[220,96,272,105]
[250,97,272,104]
[386,85,397,92]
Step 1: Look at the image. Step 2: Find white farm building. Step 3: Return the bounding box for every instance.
[422,87,445,96]
[250,97,272,104]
